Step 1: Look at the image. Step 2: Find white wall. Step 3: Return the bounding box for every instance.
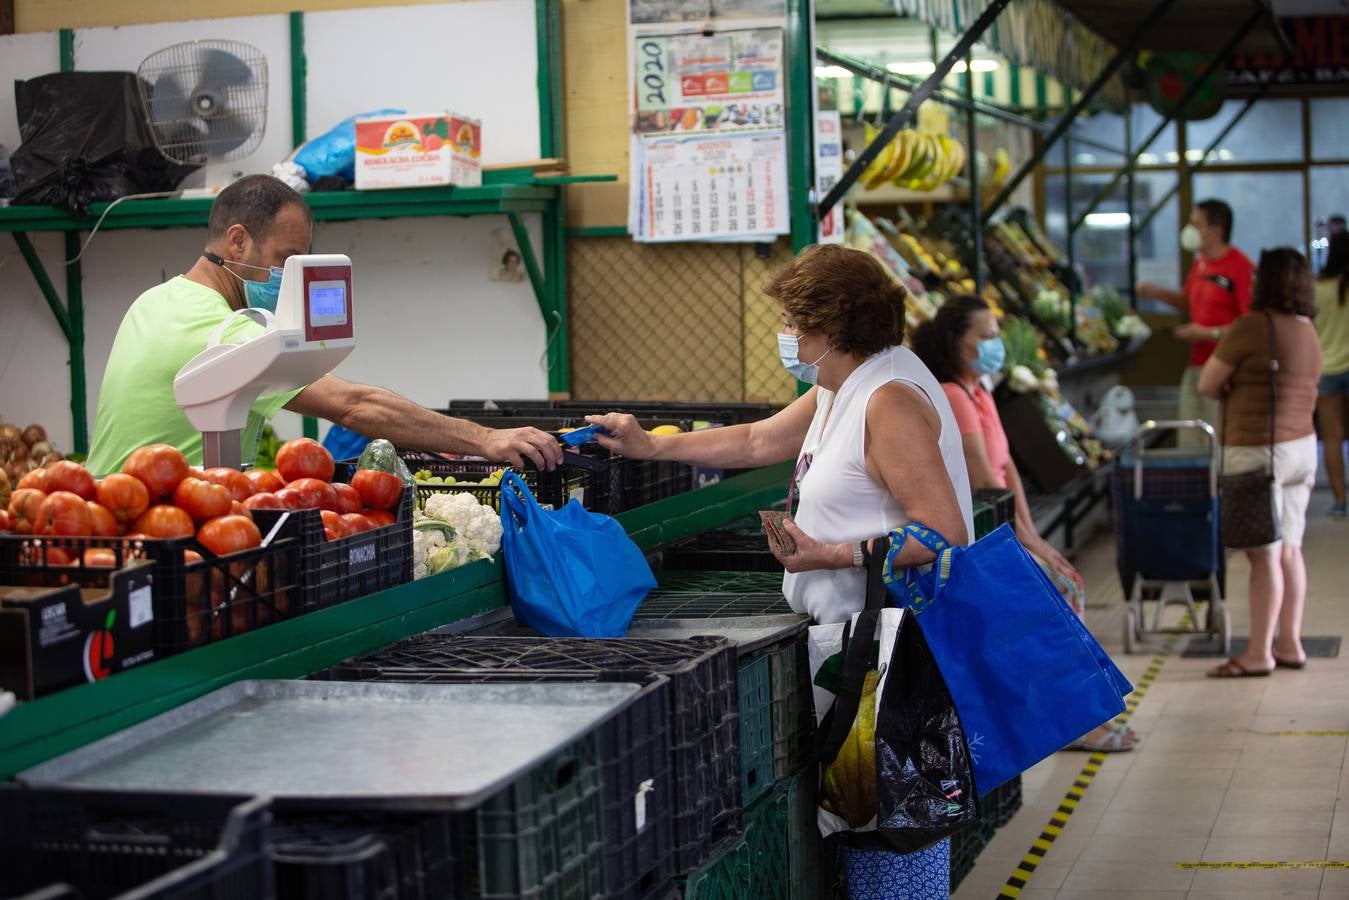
[0,2,549,455]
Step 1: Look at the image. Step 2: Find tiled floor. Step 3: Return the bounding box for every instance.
[952,489,1349,900]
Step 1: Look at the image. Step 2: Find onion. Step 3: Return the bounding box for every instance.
[9,442,27,463]
[28,440,54,462]
[22,425,47,446]
[0,424,20,445]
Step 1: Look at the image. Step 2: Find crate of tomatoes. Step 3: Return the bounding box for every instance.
[0,448,303,657]
[247,437,414,613]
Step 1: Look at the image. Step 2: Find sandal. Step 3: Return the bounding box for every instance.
[1064,725,1137,753]
[1206,658,1273,678]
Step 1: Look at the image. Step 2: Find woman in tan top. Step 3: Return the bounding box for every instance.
[1199,247,1323,677]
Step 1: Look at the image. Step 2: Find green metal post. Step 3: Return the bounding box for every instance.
[12,233,72,340]
[59,28,74,72]
[1009,64,1021,108]
[289,12,307,151]
[1125,113,1138,308]
[787,0,815,254]
[65,232,88,454]
[534,0,568,393]
[965,52,985,293]
[289,10,318,441]
[1064,136,1076,349]
[507,212,549,319]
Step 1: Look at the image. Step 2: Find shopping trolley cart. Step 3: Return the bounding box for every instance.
[1112,420,1228,655]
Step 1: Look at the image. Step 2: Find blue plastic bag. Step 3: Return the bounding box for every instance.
[888,524,1132,793]
[293,109,405,183]
[498,471,655,637]
[321,423,370,462]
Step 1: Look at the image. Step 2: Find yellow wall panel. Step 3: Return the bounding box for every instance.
[561,0,628,183]
[16,0,462,32]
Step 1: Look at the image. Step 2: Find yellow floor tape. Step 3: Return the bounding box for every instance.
[1263,729,1349,737]
[1177,861,1349,870]
[996,632,1180,900]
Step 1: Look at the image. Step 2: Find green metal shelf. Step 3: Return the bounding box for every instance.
[0,462,790,780]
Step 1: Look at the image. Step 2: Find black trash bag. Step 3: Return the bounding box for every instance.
[10,71,199,216]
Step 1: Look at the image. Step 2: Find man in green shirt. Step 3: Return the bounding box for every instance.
[88,175,563,475]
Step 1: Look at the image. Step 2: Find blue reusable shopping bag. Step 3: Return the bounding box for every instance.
[498,471,655,637]
[887,524,1132,794]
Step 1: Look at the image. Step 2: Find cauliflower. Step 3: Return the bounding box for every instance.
[1007,364,1040,394]
[422,492,503,557]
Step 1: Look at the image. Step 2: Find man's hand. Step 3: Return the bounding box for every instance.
[586,413,658,460]
[1135,281,1165,301]
[773,518,849,573]
[480,427,564,470]
[1173,322,1215,344]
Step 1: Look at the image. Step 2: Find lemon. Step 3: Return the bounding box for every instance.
[650,425,683,435]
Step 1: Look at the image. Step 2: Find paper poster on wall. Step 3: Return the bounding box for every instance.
[633,28,784,136]
[815,110,843,245]
[631,132,789,242]
[630,0,785,26]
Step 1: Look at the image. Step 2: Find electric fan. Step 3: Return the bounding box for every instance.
[137,40,268,165]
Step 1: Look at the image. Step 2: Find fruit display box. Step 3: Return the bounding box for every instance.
[0,560,157,699]
[354,112,482,189]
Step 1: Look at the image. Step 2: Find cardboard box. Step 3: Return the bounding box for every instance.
[0,562,157,700]
[354,112,482,189]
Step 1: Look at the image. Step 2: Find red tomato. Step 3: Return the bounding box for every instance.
[16,468,49,492]
[201,467,254,502]
[320,509,353,540]
[173,477,232,524]
[244,469,285,494]
[0,509,9,532]
[86,502,119,537]
[123,444,190,499]
[43,460,97,501]
[331,483,362,515]
[276,438,335,483]
[8,489,46,534]
[243,492,286,511]
[197,515,263,556]
[352,470,403,512]
[83,548,118,567]
[134,505,195,539]
[275,488,306,510]
[285,477,336,511]
[36,491,92,536]
[230,500,253,519]
[362,509,396,528]
[45,546,74,566]
[97,473,150,528]
[341,513,376,533]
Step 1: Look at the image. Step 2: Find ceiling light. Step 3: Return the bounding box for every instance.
[814,66,853,79]
[884,59,999,76]
[1085,212,1132,229]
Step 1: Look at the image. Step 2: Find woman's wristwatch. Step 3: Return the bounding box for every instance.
[851,542,864,568]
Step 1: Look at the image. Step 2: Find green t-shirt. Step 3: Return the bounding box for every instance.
[87,277,305,475]
[1315,278,1349,377]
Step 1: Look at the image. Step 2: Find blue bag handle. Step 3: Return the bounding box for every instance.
[883,521,953,613]
[500,470,538,531]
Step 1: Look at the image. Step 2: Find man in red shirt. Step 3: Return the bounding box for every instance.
[1138,199,1254,445]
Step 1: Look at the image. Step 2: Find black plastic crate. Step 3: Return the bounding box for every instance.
[972,501,996,541]
[328,635,741,875]
[0,787,272,900]
[636,590,792,617]
[253,485,412,615]
[973,488,1015,529]
[271,808,457,900]
[991,775,1023,829]
[313,666,675,900]
[401,452,610,514]
[660,533,783,573]
[0,515,303,656]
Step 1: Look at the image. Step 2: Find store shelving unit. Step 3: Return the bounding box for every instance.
[0,463,790,780]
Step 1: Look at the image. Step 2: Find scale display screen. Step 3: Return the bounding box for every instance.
[307,281,348,326]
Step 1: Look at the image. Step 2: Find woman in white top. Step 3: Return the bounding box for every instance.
[590,243,972,899]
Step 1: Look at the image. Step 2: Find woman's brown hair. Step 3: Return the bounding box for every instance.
[1252,247,1316,318]
[765,244,908,357]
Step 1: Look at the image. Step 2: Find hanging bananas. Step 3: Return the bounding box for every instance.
[858,126,968,194]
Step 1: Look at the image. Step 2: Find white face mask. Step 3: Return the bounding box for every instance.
[1180,223,1203,253]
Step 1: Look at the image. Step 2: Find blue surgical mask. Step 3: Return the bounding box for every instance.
[973,336,1005,376]
[778,332,831,384]
[205,251,284,312]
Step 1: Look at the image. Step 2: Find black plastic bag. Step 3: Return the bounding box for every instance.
[814,541,979,854]
[10,71,199,215]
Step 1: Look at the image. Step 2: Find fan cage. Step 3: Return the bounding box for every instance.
[137,39,269,164]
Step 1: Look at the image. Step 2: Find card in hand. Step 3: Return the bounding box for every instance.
[760,510,796,557]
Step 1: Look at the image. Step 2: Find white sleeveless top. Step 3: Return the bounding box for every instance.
[782,345,974,625]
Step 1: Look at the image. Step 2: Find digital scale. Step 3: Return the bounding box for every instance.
[174,254,356,468]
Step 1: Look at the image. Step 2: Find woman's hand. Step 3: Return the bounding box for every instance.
[774,517,849,573]
[585,413,659,459]
[1037,540,1083,592]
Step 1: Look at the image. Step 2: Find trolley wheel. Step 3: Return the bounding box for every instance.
[1217,607,1231,658]
[1123,607,1139,655]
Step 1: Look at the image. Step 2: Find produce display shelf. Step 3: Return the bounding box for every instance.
[0,170,616,235]
[0,463,791,780]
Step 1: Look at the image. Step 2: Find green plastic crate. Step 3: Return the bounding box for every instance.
[738,654,774,807]
[684,775,807,900]
[768,637,813,779]
[781,775,818,900]
[972,501,996,540]
[473,733,608,900]
[653,570,788,595]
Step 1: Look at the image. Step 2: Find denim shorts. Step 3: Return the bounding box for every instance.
[1320,370,1349,395]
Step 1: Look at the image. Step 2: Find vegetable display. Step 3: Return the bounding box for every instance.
[0,420,61,489]
[412,490,502,580]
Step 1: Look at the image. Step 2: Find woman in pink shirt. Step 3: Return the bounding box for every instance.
[913,295,1135,753]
